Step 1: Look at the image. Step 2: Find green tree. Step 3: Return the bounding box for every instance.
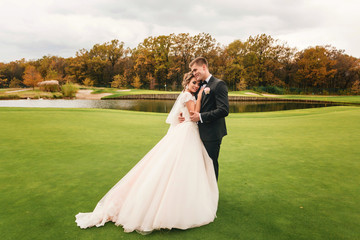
[223,40,247,90]
[243,34,292,87]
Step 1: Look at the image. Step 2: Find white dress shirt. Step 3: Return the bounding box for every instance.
[199,74,212,123]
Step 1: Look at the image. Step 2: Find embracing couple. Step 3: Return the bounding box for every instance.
[75,57,229,234]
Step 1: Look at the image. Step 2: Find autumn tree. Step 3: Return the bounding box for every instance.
[223,40,247,90]
[131,74,142,89]
[1,33,359,94]
[111,73,128,88]
[171,33,195,75]
[193,33,222,76]
[132,45,155,88]
[242,34,293,87]
[83,77,94,87]
[65,50,88,84]
[35,56,66,81]
[88,39,126,86]
[0,78,8,88]
[23,65,43,89]
[294,46,337,93]
[9,77,22,88]
[147,72,156,90]
[45,69,61,80]
[0,60,26,87]
[328,48,360,90]
[351,80,360,94]
[133,35,173,89]
[150,35,172,89]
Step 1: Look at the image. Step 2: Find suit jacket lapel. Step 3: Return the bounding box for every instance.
[201,76,215,106]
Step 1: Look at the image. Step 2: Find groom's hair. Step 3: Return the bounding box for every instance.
[189,57,208,68]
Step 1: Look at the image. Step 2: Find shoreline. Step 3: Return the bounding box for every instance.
[1,88,359,105]
[0,94,358,105]
[105,93,359,105]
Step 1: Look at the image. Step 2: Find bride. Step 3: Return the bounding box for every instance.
[75,72,218,234]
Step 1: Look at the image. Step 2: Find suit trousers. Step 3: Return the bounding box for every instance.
[202,139,222,181]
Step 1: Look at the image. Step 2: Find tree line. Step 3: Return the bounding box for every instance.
[0,33,359,94]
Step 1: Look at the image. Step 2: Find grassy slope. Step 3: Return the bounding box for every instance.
[0,106,359,240]
[229,91,360,103]
[102,89,181,98]
[0,88,62,99]
[270,95,360,104]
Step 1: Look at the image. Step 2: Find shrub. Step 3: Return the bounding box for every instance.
[0,95,20,99]
[252,85,285,95]
[52,93,63,99]
[287,88,302,94]
[61,82,79,98]
[9,78,22,88]
[83,78,94,87]
[265,86,285,94]
[38,80,60,92]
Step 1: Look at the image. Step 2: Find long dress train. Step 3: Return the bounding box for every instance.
[75,91,218,233]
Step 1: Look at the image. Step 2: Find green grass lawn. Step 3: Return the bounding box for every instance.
[228,91,360,104]
[1,106,360,240]
[270,95,360,104]
[102,89,181,98]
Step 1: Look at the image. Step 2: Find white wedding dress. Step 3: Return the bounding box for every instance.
[75,91,218,233]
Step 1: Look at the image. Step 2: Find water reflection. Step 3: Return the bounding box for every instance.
[0,99,341,113]
[229,101,340,113]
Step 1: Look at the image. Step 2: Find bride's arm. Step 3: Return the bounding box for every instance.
[185,98,196,113]
[185,88,204,113]
[195,88,204,113]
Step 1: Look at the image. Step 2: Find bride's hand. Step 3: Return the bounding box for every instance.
[178,112,185,123]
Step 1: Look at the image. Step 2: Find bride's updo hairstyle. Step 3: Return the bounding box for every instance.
[182,72,195,91]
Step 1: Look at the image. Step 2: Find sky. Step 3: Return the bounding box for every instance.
[0,0,359,62]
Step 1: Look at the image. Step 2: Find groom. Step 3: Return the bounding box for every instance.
[181,57,229,180]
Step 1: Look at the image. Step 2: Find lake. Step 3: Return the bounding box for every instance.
[0,99,342,113]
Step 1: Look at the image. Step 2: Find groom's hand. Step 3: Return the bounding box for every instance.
[190,111,200,122]
[178,113,185,123]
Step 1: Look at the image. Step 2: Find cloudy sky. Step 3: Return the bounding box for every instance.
[0,0,359,62]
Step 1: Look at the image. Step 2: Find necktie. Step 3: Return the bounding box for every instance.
[201,81,206,88]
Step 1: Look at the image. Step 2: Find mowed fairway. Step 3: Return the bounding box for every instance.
[0,106,359,240]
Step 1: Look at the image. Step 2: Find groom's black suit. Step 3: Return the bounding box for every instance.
[197,75,229,180]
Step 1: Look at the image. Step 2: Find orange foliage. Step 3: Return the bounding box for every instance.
[23,65,43,89]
